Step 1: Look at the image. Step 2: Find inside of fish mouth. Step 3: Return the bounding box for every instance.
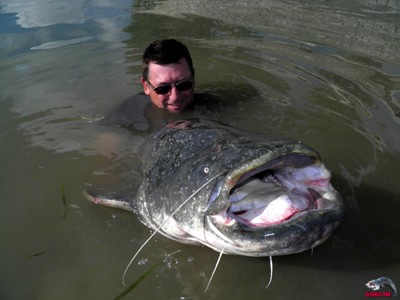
[225,159,331,226]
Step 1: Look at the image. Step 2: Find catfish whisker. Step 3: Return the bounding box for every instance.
[265,255,273,289]
[204,248,224,293]
[122,172,225,286]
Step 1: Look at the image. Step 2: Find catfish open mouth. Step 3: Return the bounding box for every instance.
[213,154,336,228]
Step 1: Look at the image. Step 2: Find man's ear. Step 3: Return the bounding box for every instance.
[140,77,151,95]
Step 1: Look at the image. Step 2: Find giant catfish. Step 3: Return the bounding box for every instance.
[86,119,344,256]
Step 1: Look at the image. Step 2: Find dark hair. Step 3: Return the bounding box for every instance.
[142,39,195,80]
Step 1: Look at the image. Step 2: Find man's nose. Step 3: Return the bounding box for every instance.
[168,86,180,100]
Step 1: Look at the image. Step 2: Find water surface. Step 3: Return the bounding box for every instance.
[1,1,400,299]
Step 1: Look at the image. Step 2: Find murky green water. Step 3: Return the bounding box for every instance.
[1,1,400,299]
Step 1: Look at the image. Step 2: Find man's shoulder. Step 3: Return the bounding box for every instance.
[191,92,225,118]
[193,92,220,104]
[118,92,149,111]
[103,93,150,130]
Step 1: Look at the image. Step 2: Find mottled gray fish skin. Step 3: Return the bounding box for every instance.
[130,119,344,256]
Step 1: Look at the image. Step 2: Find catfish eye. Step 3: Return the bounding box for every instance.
[204,167,210,174]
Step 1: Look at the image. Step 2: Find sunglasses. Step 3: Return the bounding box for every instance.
[146,79,194,95]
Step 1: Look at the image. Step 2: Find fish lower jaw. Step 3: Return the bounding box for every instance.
[209,212,237,226]
[232,208,302,227]
[218,191,338,228]
[210,207,310,228]
[225,190,315,228]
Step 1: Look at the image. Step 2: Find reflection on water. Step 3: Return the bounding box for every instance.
[1,0,86,28]
[1,0,400,299]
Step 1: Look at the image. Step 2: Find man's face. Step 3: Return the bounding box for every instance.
[141,58,195,113]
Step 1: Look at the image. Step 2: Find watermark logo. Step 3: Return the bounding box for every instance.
[365,277,397,298]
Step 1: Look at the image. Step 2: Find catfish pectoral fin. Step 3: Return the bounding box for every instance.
[83,190,136,212]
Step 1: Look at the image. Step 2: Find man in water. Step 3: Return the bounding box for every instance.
[105,39,220,132]
[98,39,221,156]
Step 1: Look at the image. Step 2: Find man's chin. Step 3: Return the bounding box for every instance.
[166,104,185,113]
